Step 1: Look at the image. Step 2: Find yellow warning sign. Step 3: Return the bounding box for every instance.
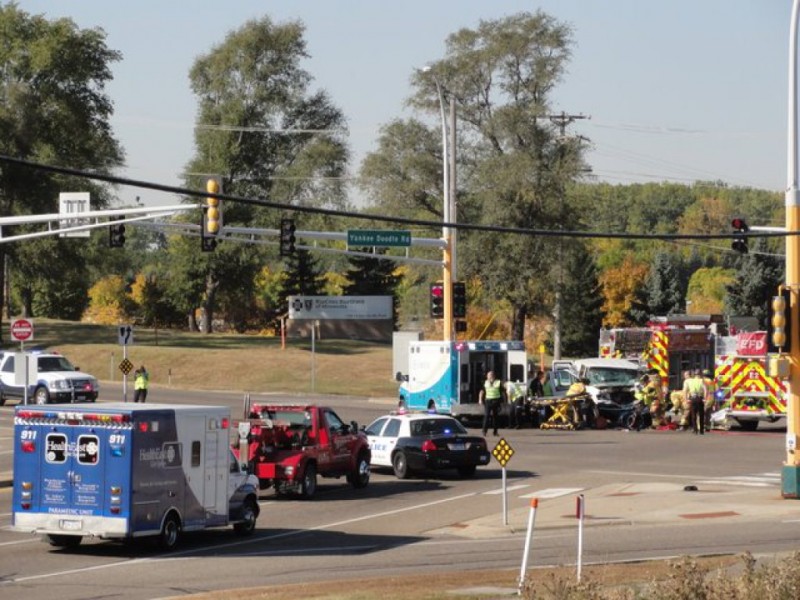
[492,438,515,467]
[119,358,133,375]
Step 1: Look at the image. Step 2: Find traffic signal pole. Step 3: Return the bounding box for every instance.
[783,0,800,498]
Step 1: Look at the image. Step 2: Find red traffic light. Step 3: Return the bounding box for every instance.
[731,218,748,231]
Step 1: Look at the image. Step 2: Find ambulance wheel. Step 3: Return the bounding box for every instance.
[234,498,258,536]
[300,463,317,499]
[737,419,759,432]
[34,386,50,405]
[158,514,181,551]
[46,534,82,548]
[0,392,5,406]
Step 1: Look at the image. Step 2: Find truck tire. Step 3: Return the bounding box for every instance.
[158,514,181,551]
[233,498,258,536]
[46,534,82,548]
[392,451,410,479]
[300,463,317,499]
[347,452,370,489]
[737,419,759,432]
[34,386,50,405]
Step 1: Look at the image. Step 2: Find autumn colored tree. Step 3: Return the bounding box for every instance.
[686,267,735,314]
[599,256,649,327]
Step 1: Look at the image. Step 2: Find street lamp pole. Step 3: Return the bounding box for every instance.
[783,0,800,498]
[430,74,454,342]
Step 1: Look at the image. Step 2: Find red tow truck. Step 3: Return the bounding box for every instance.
[233,403,371,499]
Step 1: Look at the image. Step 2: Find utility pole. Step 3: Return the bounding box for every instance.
[783,0,800,498]
[545,112,589,361]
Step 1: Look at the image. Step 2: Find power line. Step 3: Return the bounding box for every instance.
[0,153,795,243]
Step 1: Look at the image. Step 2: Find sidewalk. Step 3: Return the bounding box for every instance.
[429,480,800,538]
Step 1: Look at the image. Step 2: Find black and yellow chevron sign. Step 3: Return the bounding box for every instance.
[492,438,515,467]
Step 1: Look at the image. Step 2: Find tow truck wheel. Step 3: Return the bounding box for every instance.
[301,463,317,499]
[34,387,50,405]
[46,534,82,548]
[233,498,258,535]
[348,452,370,489]
[158,514,181,551]
[392,451,410,479]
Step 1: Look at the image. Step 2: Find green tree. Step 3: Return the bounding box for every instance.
[559,243,604,357]
[725,238,783,328]
[0,4,123,330]
[643,252,685,317]
[277,249,325,323]
[417,13,585,340]
[182,16,349,332]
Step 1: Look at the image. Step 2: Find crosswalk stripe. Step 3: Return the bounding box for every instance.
[695,473,781,488]
[483,484,530,495]
[519,487,584,500]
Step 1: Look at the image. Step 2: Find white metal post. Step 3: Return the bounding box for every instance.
[518,498,539,596]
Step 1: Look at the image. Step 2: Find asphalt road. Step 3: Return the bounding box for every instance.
[0,385,798,600]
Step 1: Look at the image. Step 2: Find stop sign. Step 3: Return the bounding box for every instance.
[10,318,33,342]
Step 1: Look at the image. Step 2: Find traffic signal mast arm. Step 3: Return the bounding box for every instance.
[0,205,194,244]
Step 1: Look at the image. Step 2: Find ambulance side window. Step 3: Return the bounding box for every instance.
[191,441,201,467]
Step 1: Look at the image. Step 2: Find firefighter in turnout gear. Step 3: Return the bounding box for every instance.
[644,374,663,427]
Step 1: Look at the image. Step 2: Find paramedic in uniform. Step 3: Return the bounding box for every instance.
[480,371,506,436]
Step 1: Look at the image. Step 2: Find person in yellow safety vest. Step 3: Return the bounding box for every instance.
[479,371,506,436]
[506,380,527,429]
[134,365,150,403]
[683,369,708,435]
[702,369,716,430]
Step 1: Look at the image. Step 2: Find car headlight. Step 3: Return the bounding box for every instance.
[50,380,70,391]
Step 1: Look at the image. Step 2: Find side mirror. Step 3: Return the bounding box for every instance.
[350,420,359,434]
[395,371,403,382]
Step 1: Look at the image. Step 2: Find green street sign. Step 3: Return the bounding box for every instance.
[347,229,411,247]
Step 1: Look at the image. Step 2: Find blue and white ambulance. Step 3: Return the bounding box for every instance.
[12,403,260,550]
[397,340,529,421]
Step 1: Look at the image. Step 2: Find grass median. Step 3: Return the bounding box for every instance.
[13,319,398,398]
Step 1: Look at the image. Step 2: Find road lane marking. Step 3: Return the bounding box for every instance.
[0,490,484,585]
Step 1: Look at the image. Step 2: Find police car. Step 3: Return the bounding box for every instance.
[364,411,491,479]
[0,351,99,405]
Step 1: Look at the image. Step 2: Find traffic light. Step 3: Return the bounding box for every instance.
[109,218,126,248]
[769,289,792,353]
[279,218,296,256]
[731,217,749,254]
[430,281,444,319]
[452,281,467,318]
[201,177,223,252]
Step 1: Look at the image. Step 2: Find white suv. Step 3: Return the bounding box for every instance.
[0,352,99,405]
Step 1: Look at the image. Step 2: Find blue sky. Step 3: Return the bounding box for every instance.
[18,1,792,213]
